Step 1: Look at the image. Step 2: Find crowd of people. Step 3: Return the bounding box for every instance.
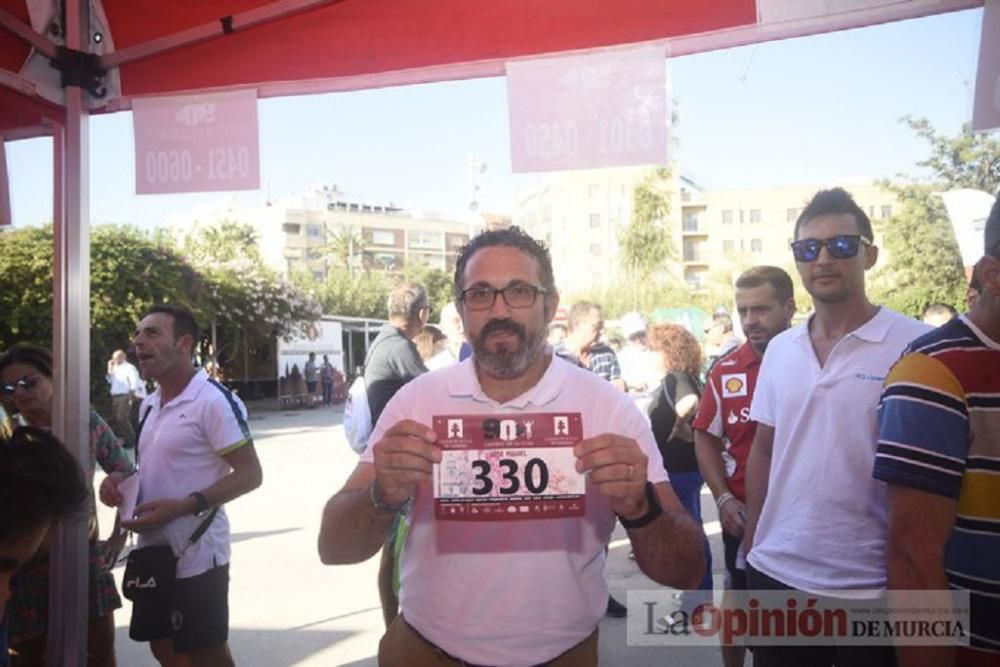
[1,185,997,666]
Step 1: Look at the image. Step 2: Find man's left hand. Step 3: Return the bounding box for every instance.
[121,497,191,533]
[575,434,648,519]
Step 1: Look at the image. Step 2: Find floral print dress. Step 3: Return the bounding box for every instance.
[6,409,135,643]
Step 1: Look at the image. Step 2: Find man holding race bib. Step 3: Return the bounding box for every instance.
[318,227,704,666]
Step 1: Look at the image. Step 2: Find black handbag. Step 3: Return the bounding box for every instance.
[121,406,217,603]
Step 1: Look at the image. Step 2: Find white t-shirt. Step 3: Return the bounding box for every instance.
[361,355,667,667]
[747,308,930,593]
[136,369,252,578]
[108,361,142,397]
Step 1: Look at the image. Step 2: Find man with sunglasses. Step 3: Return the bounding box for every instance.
[874,194,1000,666]
[742,188,930,666]
[318,227,705,667]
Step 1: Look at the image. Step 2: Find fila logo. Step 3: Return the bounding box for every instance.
[721,373,748,398]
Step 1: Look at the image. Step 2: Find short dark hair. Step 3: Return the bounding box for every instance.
[0,426,88,541]
[794,188,874,242]
[387,282,429,321]
[922,303,958,320]
[145,304,199,345]
[453,227,556,298]
[735,266,795,304]
[0,343,54,381]
[567,301,601,332]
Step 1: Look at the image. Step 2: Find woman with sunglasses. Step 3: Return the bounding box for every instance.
[0,343,134,667]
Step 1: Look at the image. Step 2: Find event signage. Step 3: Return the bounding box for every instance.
[973,0,1000,131]
[433,412,586,520]
[507,46,668,172]
[133,89,260,194]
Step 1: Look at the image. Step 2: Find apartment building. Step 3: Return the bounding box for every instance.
[679,182,898,289]
[172,186,486,279]
[515,169,898,295]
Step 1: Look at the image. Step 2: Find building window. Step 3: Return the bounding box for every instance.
[588,184,601,199]
[374,253,399,270]
[751,238,763,253]
[683,211,699,232]
[880,205,892,219]
[282,223,301,235]
[589,213,601,228]
[683,238,705,262]
[722,210,733,225]
[371,230,395,246]
[306,224,323,238]
[786,208,799,222]
[312,270,325,281]
[409,230,443,249]
[723,240,735,254]
[749,209,762,223]
[590,243,602,257]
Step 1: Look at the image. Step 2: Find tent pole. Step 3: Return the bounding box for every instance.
[102,0,342,69]
[47,0,91,664]
[0,6,58,59]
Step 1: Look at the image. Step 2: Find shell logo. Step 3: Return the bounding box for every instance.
[725,377,744,394]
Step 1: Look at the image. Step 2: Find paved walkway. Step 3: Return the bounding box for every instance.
[98,403,730,666]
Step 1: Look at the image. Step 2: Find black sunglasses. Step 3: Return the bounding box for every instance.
[1,374,40,395]
[790,235,871,262]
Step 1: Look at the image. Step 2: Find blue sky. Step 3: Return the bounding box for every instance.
[4,8,984,229]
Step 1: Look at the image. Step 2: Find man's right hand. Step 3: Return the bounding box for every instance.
[718,496,746,539]
[371,420,441,507]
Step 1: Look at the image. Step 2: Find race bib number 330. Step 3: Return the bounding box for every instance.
[432,413,586,521]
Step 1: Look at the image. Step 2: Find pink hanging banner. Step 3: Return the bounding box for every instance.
[973,0,1000,132]
[133,89,260,194]
[506,46,668,173]
[0,139,10,227]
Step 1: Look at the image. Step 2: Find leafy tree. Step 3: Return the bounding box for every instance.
[870,117,999,316]
[0,224,204,400]
[320,226,369,275]
[176,221,322,365]
[305,266,392,320]
[619,168,677,307]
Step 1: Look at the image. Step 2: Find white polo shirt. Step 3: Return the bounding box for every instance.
[747,308,929,593]
[136,369,252,579]
[361,355,667,667]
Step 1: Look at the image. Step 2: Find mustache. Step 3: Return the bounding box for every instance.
[480,318,527,339]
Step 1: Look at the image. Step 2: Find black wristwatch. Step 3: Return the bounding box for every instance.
[617,482,663,529]
[188,492,211,517]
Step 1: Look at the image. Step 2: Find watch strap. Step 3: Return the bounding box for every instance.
[617,481,663,529]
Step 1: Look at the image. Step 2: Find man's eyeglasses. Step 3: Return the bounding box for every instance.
[460,284,547,311]
[790,235,871,262]
[1,375,40,395]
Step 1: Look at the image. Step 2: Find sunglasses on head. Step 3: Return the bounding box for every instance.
[790,235,871,262]
[1,375,40,395]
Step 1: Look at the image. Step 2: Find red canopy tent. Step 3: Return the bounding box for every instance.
[0,0,983,662]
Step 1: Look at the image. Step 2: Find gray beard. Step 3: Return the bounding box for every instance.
[472,327,546,379]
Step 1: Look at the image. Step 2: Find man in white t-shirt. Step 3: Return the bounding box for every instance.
[318,227,705,666]
[106,349,143,448]
[106,305,263,667]
[741,189,929,667]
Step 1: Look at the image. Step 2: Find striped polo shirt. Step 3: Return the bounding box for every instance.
[874,314,1000,655]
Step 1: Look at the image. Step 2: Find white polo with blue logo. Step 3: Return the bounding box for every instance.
[747,308,930,593]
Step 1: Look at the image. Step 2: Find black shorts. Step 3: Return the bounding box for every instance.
[129,563,229,653]
[722,531,748,591]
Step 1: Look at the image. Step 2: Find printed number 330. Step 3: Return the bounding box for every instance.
[471,458,549,496]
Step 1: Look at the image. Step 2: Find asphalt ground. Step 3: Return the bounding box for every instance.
[96,401,732,666]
